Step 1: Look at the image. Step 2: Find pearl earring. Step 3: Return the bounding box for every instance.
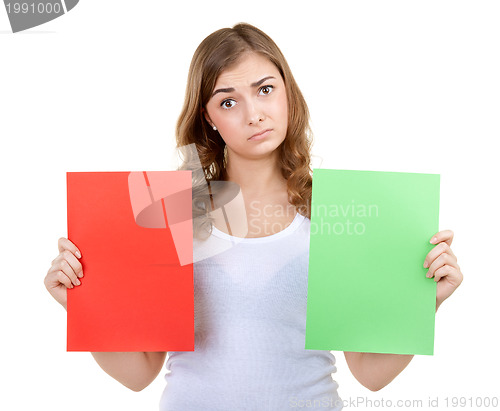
[213,125,217,131]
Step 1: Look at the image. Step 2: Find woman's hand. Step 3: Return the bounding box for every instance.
[44,237,83,310]
[423,229,464,310]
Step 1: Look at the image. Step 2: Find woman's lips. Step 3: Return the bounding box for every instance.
[248,129,272,141]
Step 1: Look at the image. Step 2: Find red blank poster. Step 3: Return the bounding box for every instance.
[66,171,194,352]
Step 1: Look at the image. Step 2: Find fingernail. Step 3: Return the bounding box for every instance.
[76,250,81,258]
[430,237,437,244]
[423,261,429,268]
[77,272,83,278]
[426,272,432,278]
[76,279,81,285]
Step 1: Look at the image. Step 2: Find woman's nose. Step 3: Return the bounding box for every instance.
[246,101,265,125]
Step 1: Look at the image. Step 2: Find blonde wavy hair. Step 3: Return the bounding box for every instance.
[176,23,313,237]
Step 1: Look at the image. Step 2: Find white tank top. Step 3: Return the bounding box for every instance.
[160,212,343,410]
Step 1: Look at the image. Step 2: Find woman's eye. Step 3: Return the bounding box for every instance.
[259,85,274,95]
[221,99,236,109]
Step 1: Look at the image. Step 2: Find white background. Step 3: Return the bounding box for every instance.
[1,1,499,410]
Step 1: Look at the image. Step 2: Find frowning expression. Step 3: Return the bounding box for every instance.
[204,52,288,161]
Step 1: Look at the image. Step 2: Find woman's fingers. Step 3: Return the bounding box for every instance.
[53,268,74,289]
[54,254,82,285]
[433,264,458,283]
[48,238,84,290]
[426,252,460,279]
[55,238,83,286]
[429,229,454,247]
[423,241,456,268]
[45,237,84,310]
[58,237,82,259]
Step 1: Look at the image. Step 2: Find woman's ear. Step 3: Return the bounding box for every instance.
[201,108,214,129]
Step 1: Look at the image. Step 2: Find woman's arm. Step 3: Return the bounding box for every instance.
[343,351,413,392]
[90,351,167,392]
[343,290,449,391]
[344,297,445,391]
[345,228,463,391]
[45,238,168,392]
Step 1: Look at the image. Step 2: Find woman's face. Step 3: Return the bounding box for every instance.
[204,52,288,161]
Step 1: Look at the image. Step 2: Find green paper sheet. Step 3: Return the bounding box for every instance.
[305,169,440,355]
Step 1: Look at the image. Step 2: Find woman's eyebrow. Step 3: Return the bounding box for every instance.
[211,76,276,97]
[212,87,235,97]
[250,76,276,87]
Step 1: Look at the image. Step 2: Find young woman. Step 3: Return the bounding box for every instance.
[44,23,464,410]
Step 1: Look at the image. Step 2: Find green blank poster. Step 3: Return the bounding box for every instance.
[305,169,440,355]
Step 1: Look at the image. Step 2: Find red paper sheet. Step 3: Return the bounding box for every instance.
[66,171,194,352]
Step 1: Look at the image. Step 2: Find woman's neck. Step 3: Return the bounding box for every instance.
[224,151,287,197]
